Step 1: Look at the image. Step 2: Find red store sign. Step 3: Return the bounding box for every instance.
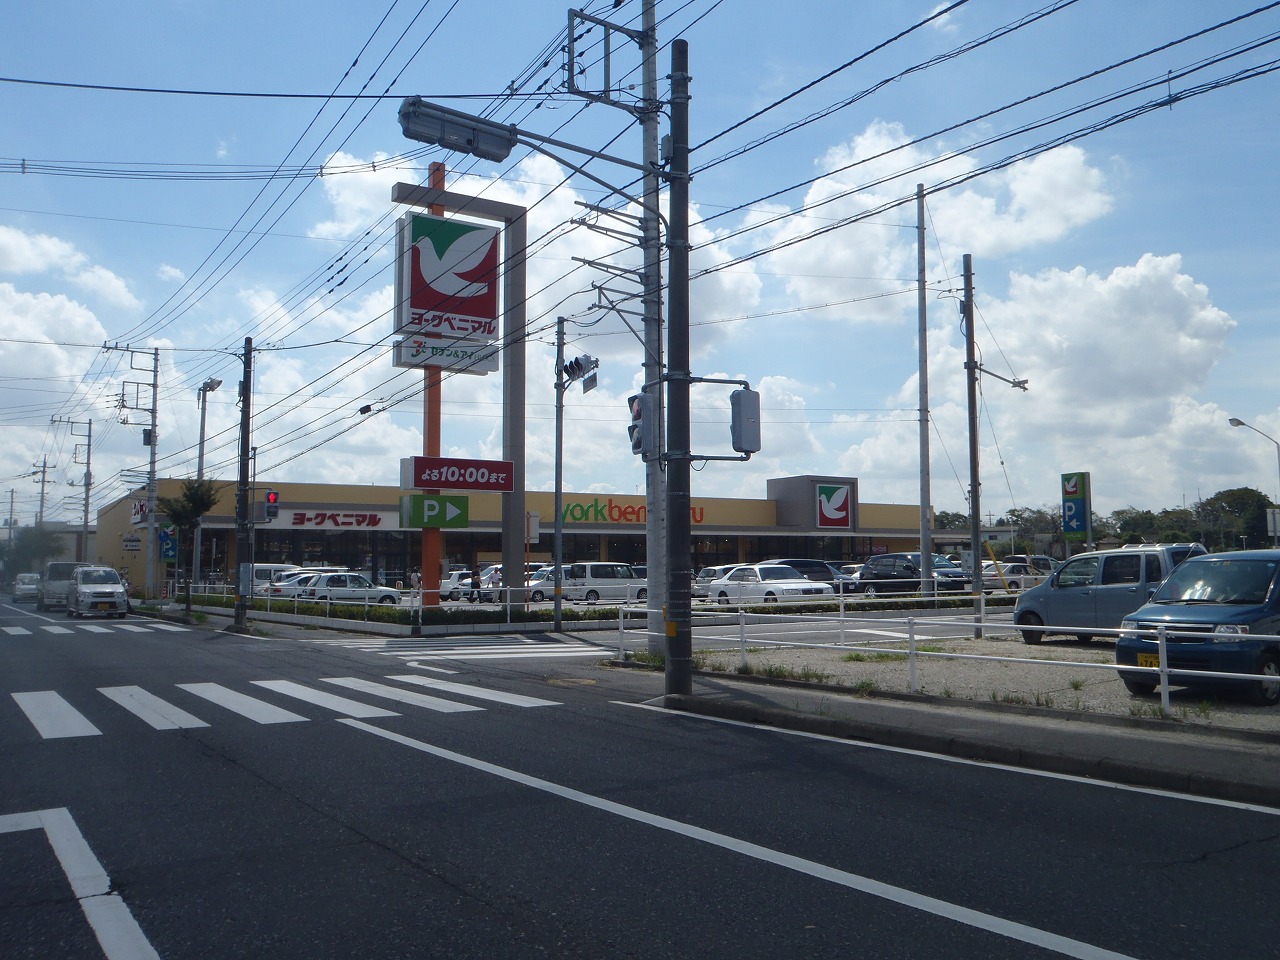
[400,456,515,493]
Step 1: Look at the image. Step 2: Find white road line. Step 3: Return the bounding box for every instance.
[387,675,560,708]
[98,686,210,730]
[112,623,152,633]
[2,626,32,635]
[622,702,1280,817]
[11,691,102,739]
[79,625,113,634]
[250,680,400,719]
[406,648,606,660]
[320,677,484,713]
[342,719,1139,960]
[0,807,161,960]
[143,622,190,632]
[176,683,309,724]
[40,625,74,635]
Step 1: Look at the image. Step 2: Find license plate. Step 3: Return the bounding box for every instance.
[1137,652,1160,668]
[95,602,113,611]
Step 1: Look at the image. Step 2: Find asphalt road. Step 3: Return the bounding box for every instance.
[3,600,1278,959]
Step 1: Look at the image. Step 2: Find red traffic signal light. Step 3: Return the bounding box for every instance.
[264,489,280,518]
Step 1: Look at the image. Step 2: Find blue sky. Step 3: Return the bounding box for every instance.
[3,0,1279,531]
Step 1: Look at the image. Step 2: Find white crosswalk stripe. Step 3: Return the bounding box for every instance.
[2,626,32,635]
[10,675,558,739]
[40,626,74,635]
[1,620,192,637]
[295,634,607,661]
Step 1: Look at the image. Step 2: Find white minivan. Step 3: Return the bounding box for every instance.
[562,562,647,603]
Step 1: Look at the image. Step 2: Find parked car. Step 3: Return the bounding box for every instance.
[839,563,863,578]
[523,566,566,603]
[66,566,129,618]
[562,562,647,603]
[11,573,39,603]
[707,563,834,605]
[439,569,471,601]
[302,572,400,605]
[1014,546,1180,644]
[1116,550,1280,704]
[693,564,737,599]
[766,558,859,593]
[256,572,320,599]
[37,561,89,611]
[1003,554,1060,575]
[981,561,1046,594]
[854,553,971,596]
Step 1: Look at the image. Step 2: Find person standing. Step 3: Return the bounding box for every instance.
[468,567,481,604]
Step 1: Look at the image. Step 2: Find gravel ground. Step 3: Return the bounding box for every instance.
[688,627,1280,737]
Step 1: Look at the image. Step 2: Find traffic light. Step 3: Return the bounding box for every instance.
[730,388,761,454]
[627,393,657,459]
[264,489,280,519]
[561,355,597,382]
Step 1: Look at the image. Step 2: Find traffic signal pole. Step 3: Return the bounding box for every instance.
[233,337,253,631]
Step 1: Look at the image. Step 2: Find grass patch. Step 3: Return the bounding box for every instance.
[629,649,665,667]
[849,679,877,695]
[737,662,832,683]
[1069,677,1085,691]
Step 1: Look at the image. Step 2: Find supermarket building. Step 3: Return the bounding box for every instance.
[95,474,930,588]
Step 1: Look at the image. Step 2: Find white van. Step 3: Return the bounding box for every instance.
[251,564,302,588]
[562,562,647,603]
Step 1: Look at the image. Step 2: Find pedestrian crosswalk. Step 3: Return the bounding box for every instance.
[288,633,609,662]
[8,674,561,740]
[1,621,191,637]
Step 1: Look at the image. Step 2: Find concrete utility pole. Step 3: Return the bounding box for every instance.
[234,337,253,630]
[52,417,93,561]
[34,456,50,527]
[664,40,693,695]
[962,255,982,613]
[916,184,933,596]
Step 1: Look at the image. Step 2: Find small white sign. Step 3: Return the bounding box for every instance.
[392,336,499,375]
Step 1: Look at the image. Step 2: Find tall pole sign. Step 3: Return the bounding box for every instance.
[1061,471,1093,549]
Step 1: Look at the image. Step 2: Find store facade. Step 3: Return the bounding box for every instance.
[94,474,926,590]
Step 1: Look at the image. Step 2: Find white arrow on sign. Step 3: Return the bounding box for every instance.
[423,499,463,522]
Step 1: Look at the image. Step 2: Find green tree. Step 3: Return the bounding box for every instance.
[156,478,222,617]
[8,525,67,575]
[1108,506,1158,544]
[934,510,969,530]
[1197,487,1272,551]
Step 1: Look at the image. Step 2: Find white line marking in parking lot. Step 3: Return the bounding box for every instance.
[341,719,1139,960]
[12,691,102,739]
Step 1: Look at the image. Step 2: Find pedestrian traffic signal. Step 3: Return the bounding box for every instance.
[264,489,280,519]
[627,393,657,459]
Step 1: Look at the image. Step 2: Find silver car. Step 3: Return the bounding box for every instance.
[11,573,39,603]
[707,563,834,605]
[66,566,128,618]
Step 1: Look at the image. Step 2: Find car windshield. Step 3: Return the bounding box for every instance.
[18,574,39,585]
[930,555,961,569]
[81,569,120,585]
[759,566,800,581]
[1153,558,1278,605]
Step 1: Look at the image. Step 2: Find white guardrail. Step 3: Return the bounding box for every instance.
[611,601,1280,717]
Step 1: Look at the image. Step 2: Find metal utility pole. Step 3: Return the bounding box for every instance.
[916,185,933,596]
[193,377,221,588]
[233,337,253,630]
[665,40,693,695]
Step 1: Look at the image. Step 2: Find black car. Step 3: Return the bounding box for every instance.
[767,558,859,594]
[855,553,971,595]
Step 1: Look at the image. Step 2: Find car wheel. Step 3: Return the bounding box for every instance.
[380,594,399,604]
[1017,612,1044,644]
[717,592,730,605]
[764,593,777,603]
[531,590,545,603]
[1250,652,1280,706]
[863,584,879,598]
[1075,634,1094,644]
[585,590,600,603]
[1008,581,1021,591]
[449,590,461,601]
[636,588,648,601]
[1122,675,1157,696]
[117,612,127,619]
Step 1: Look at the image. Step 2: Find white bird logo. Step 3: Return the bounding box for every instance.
[414,228,495,299]
[819,486,848,522]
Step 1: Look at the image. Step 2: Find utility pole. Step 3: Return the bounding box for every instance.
[916,184,933,596]
[962,254,981,627]
[34,456,49,527]
[52,417,93,561]
[233,337,253,630]
[6,489,14,544]
[147,348,159,599]
[664,39,693,695]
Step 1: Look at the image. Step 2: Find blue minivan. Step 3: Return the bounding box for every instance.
[1115,550,1280,705]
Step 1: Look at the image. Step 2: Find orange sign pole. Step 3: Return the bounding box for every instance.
[420,161,446,605]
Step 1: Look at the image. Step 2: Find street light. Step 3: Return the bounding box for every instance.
[193,377,222,589]
[1228,416,1280,546]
